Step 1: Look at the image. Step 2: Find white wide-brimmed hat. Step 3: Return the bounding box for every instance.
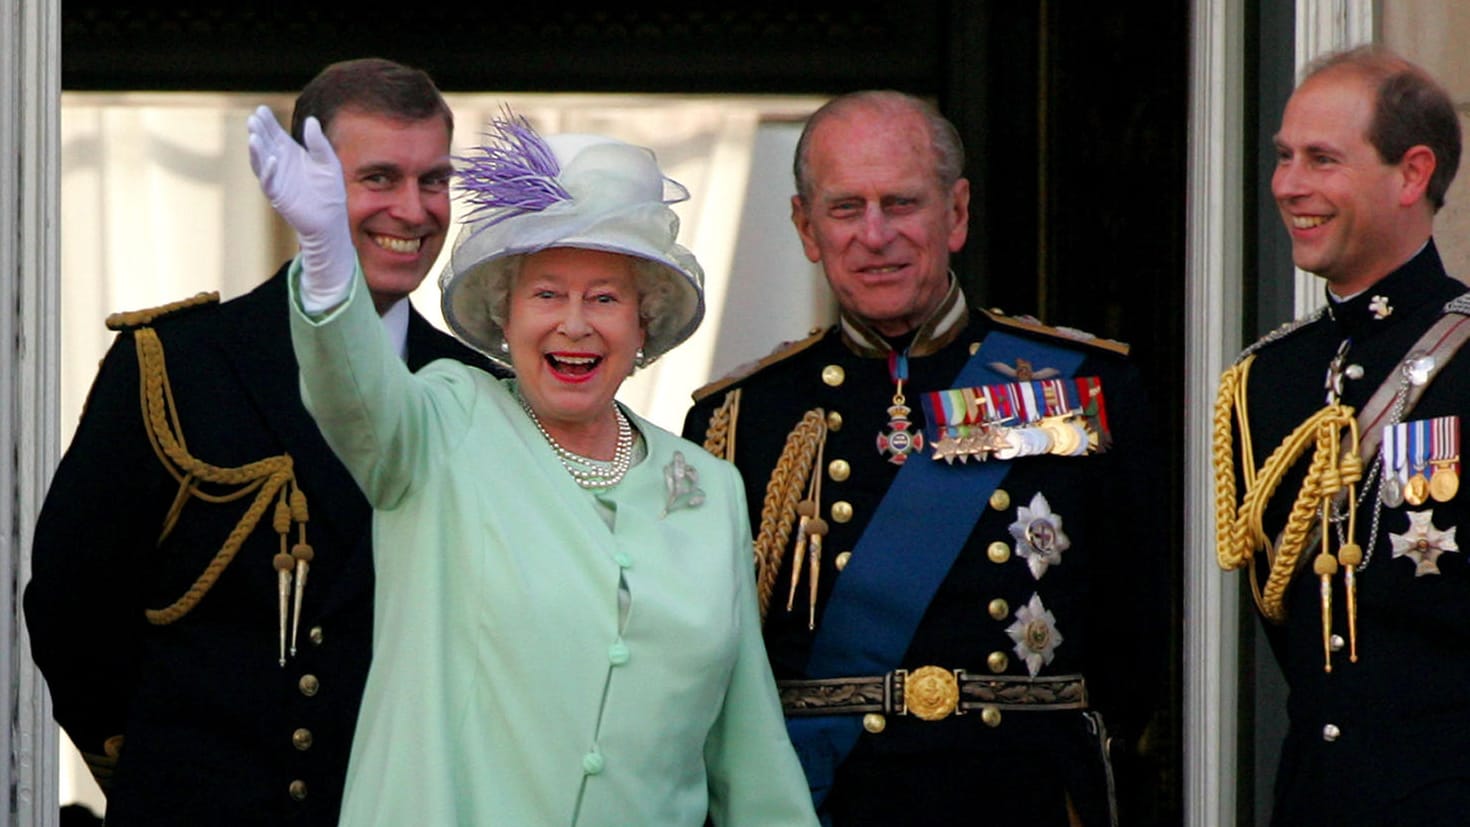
[440,112,705,372]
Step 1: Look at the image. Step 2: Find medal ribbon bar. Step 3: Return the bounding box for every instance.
[1385,415,1461,505]
[921,377,1111,463]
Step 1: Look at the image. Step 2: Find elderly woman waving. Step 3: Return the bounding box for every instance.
[247,106,817,827]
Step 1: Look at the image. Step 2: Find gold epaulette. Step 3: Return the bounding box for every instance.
[106,291,219,331]
[981,308,1130,356]
[691,326,829,403]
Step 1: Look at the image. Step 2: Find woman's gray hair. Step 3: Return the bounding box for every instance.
[486,253,683,370]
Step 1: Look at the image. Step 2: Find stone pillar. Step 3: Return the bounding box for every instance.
[1382,4,1470,280]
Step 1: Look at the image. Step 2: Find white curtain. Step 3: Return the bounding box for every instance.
[56,90,830,815]
[60,95,281,444]
[62,92,830,436]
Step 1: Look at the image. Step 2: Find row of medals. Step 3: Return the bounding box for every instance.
[930,412,1096,464]
[1382,459,1459,507]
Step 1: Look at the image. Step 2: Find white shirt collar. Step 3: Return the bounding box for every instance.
[380,298,410,360]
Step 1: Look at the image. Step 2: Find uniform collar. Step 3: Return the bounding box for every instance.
[1324,239,1444,339]
[838,276,970,358]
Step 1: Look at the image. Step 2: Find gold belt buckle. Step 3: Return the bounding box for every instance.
[899,665,961,721]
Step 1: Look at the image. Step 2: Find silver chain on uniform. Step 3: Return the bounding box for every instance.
[1331,368,1411,571]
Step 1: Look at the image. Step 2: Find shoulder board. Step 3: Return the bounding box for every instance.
[106,291,220,331]
[981,308,1130,356]
[691,326,828,403]
[1235,306,1327,363]
[1442,291,1470,317]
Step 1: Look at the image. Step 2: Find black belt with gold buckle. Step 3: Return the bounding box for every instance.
[778,668,1088,721]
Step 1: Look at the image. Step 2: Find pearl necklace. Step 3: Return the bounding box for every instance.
[518,393,634,489]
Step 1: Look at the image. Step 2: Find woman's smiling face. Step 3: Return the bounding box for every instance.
[504,246,646,437]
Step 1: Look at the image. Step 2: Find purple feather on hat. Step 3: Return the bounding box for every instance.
[455,108,570,227]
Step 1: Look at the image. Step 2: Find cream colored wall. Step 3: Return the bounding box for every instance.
[1383,4,1470,280]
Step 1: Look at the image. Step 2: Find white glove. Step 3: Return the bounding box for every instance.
[247,105,355,312]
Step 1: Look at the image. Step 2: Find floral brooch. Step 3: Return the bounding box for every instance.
[663,451,705,517]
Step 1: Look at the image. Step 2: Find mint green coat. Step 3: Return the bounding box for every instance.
[289,269,817,827]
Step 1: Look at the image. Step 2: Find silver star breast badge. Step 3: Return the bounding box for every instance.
[1007,492,1071,579]
[1006,593,1063,676]
[1389,509,1459,576]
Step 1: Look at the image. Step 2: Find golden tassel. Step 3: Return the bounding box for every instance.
[808,533,823,631]
[287,485,312,657]
[787,504,814,612]
[1314,550,1338,673]
[1339,543,1362,663]
[274,550,294,667]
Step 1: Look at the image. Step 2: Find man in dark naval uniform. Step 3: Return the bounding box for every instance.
[684,90,1167,826]
[1215,46,1470,826]
[25,58,504,826]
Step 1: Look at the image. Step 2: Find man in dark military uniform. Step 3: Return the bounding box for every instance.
[1215,46,1470,826]
[684,90,1166,826]
[24,58,504,826]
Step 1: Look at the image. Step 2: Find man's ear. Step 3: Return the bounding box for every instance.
[947,178,971,253]
[1399,144,1437,207]
[790,195,822,264]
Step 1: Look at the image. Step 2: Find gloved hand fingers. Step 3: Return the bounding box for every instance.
[247,105,302,212]
[246,108,269,186]
[299,117,347,223]
[247,130,266,181]
[247,105,358,302]
[302,116,341,175]
[246,107,347,241]
[249,146,279,198]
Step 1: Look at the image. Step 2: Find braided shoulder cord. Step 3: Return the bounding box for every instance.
[133,328,310,626]
[752,410,827,623]
[1213,359,1251,569]
[701,388,741,461]
[1247,409,1359,621]
[1212,306,1328,556]
[1213,353,1362,621]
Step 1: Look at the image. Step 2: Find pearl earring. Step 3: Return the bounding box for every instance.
[499,341,510,354]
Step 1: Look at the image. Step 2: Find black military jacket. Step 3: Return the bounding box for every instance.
[1234,241,1470,826]
[683,287,1167,826]
[25,266,500,826]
